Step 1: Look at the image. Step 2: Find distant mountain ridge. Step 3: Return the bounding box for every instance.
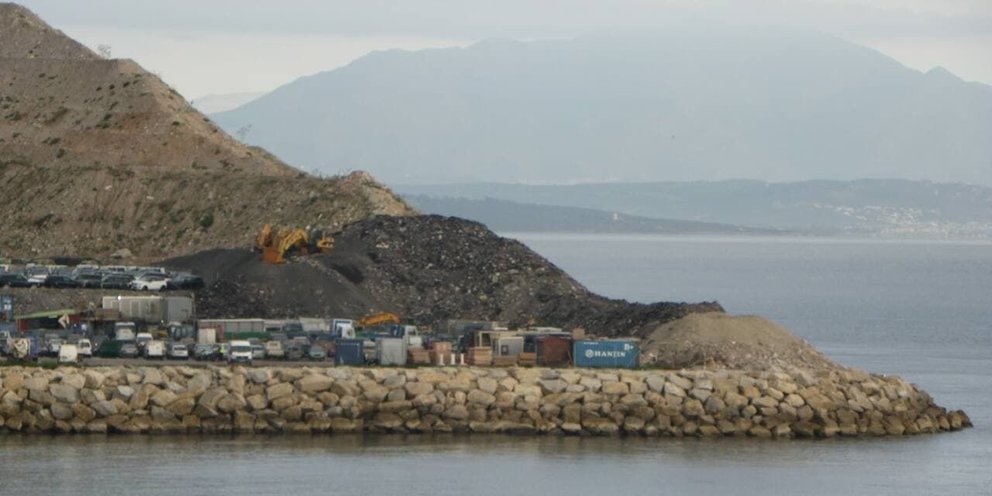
[213,30,992,185]
[404,194,778,234]
[398,179,992,237]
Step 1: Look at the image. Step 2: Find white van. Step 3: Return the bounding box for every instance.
[228,340,253,364]
[144,340,165,359]
[76,338,93,357]
[58,344,79,364]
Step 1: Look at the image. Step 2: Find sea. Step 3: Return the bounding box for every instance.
[1,234,989,495]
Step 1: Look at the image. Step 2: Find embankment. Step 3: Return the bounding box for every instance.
[0,365,971,437]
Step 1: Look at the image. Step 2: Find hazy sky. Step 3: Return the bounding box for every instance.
[16,0,992,99]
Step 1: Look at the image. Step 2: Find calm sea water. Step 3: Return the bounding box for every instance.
[2,235,989,495]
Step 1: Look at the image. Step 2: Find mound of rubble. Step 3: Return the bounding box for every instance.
[166,215,722,335]
[640,313,838,371]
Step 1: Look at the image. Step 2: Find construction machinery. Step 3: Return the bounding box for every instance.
[358,312,400,328]
[256,224,335,264]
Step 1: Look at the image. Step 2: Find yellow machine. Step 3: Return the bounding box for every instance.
[257,224,335,264]
[358,312,401,328]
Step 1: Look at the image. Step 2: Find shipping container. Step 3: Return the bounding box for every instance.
[493,336,524,357]
[197,319,265,340]
[573,340,639,369]
[376,337,408,366]
[299,317,330,334]
[536,335,572,367]
[101,296,194,323]
[0,295,14,322]
[335,339,365,366]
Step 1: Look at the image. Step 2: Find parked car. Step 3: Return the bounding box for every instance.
[307,346,327,361]
[119,343,139,358]
[144,340,166,359]
[42,275,79,288]
[76,338,93,358]
[131,274,169,291]
[251,344,266,360]
[0,273,32,288]
[100,274,134,289]
[285,344,306,361]
[167,342,189,360]
[264,341,285,360]
[72,273,103,288]
[192,343,218,361]
[166,273,205,290]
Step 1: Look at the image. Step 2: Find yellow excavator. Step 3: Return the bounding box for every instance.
[256,224,335,264]
[358,312,401,328]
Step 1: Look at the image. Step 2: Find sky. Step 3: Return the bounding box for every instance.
[15,0,992,99]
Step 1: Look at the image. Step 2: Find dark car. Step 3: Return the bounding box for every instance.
[0,273,32,288]
[192,343,219,361]
[285,344,306,361]
[73,273,103,288]
[42,275,80,288]
[166,273,205,290]
[101,274,134,289]
[307,346,327,361]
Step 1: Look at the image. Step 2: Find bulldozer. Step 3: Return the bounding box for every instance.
[256,224,335,264]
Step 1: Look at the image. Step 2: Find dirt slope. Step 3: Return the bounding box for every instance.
[165,215,723,334]
[640,313,838,371]
[0,4,413,260]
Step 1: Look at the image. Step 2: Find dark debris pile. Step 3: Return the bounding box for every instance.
[165,215,722,336]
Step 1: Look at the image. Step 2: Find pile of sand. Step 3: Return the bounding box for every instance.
[640,312,838,371]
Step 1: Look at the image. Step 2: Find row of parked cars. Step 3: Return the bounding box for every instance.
[0,265,204,291]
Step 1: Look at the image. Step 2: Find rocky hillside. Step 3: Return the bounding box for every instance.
[0,3,413,260]
[165,215,723,335]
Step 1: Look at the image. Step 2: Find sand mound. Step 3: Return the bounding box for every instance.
[640,313,838,371]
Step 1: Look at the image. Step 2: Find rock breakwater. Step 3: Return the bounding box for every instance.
[0,365,971,437]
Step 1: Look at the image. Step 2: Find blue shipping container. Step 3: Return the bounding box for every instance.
[0,295,13,322]
[335,339,365,366]
[573,340,639,369]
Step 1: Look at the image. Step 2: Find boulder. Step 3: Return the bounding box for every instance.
[266,383,294,401]
[91,400,118,417]
[49,384,79,404]
[298,375,333,394]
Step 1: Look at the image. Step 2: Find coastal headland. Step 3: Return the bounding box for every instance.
[0,364,971,437]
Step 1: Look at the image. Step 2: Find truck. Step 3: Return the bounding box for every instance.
[114,322,137,342]
[228,340,253,364]
[388,324,423,348]
[331,319,355,339]
[144,340,165,359]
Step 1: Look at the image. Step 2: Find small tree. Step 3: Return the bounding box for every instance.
[235,124,252,142]
[97,44,112,59]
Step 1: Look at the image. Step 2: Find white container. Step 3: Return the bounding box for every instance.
[376,337,408,366]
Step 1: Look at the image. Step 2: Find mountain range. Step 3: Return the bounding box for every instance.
[212,29,992,186]
[399,180,992,237]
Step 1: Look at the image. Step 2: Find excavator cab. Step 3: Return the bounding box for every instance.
[257,224,334,264]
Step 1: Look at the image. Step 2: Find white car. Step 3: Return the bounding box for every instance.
[167,342,189,360]
[131,274,170,291]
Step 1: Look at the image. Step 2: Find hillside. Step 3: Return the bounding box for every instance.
[213,30,992,186]
[399,179,992,237]
[164,215,723,335]
[0,4,413,260]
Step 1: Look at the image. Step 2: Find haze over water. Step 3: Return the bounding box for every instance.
[2,235,989,495]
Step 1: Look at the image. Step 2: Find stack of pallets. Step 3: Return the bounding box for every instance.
[467,347,492,366]
[407,347,431,365]
[517,352,537,367]
[492,355,517,367]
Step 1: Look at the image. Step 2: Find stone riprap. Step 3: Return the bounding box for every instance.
[0,366,971,437]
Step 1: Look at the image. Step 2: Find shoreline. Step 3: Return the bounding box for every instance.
[0,365,971,438]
